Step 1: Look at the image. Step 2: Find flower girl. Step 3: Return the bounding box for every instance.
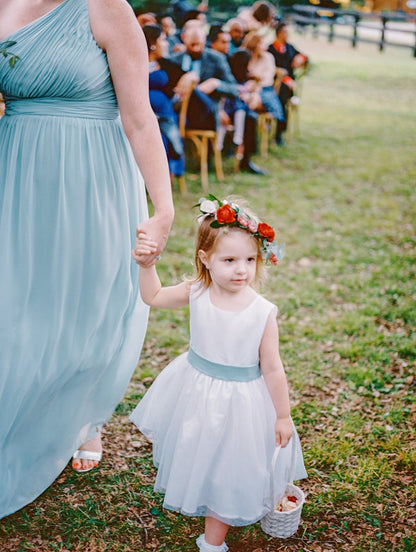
[130,196,307,551]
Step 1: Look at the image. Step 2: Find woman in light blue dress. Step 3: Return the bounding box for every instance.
[0,0,174,518]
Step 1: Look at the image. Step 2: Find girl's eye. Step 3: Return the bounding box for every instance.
[247,257,256,262]
[224,258,234,263]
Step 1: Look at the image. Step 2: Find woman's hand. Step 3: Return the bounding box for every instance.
[275,416,293,448]
[132,213,172,267]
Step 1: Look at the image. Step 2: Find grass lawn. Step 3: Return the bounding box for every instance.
[1,32,415,552]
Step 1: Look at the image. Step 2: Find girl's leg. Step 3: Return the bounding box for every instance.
[205,516,229,546]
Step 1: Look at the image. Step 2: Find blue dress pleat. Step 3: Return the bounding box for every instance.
[0,0,149,518]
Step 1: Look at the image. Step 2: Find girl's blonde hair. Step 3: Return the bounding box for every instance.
[194,215,266,289]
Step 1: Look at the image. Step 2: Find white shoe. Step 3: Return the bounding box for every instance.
[196,534,229,552]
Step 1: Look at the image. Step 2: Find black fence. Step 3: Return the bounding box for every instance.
[287,4,416,57]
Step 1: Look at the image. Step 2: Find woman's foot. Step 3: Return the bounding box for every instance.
[72,434,102,473]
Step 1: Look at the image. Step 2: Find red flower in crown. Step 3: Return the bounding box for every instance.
[258,222,275,242]
[216,204,237,224]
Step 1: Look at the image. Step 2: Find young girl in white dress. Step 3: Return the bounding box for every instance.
[130,196,307,551]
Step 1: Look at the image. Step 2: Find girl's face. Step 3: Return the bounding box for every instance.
[199,230,258,294]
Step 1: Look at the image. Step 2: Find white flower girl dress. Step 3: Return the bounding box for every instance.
[130,285,307,525]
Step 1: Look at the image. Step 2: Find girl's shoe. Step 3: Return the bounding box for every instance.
[196,534,229,552]
[72,449,102,473]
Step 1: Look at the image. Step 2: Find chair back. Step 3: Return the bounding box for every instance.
[178,82,196,139]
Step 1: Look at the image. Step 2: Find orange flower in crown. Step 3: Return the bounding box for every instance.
[216,204,237,224]
[257,222,275,243]
[196,195,284,265]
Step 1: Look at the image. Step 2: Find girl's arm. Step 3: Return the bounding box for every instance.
[89,0,174,267]
[259,311,294,448]
[136,232,190,309]
[139,266,190,309]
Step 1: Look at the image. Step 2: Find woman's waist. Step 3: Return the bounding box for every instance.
[3,96,119,119]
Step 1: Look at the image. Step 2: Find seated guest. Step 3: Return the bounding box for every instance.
[243,33,285,124]
[225,18,246,55]
[143,25,185,180]
[268,20,308,145]
[168,25,266,174]
[136,11,157,27]
[169,0,208,29]
[208,24,231,54]
[157,14,185,54]
[238,1,276,45]
[169,0,195,29]
[208,25,245,157]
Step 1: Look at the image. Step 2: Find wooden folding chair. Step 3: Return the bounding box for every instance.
[286,66,308,140]
[258,112,277,158]
[178,84,224,191]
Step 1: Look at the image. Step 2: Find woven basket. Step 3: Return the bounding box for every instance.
[261,440,305,538]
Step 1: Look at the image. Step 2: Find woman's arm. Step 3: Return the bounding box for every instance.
[89,0,174,266]
[259,311,294,447]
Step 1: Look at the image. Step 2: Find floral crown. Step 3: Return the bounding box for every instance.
[197,195,284,265]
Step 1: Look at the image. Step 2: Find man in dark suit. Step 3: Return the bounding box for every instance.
[166,24,266,174]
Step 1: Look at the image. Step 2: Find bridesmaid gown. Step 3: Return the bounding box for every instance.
[0,0,149,518]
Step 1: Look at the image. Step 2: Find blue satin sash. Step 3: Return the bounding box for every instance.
[5,97,118,119]
[187,347,261,382]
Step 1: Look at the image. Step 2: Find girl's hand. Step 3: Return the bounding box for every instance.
[132,231,158,264]
[133,213,172,267]
[275,417,293,448]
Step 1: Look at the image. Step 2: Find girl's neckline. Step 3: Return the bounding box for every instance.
[207,287,260,314]
[0,0,70,42]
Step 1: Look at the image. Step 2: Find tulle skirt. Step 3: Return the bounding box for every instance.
[130,353,307,526]
[0,113,149,518]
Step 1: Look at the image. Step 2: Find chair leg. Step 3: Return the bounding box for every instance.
[270,118,277,143]
[178,175,187,195]
[200,137,209,191]
[287,101,300,139]
[260,119,268,158]
[211,138,224,182]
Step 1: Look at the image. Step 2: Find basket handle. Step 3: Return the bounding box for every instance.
[269,435,297,507]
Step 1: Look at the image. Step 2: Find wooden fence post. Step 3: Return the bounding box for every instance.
[379,16,387,52]
[413,28,416,57]
[352,14,360,48]
[329,21,335,42]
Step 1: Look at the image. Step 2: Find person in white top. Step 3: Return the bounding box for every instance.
[130,196,307,551]
[244,32,285,123]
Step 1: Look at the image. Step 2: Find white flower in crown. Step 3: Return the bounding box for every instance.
[199,198,219,214]
[264,240,285,265]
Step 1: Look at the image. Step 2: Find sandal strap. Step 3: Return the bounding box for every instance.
[72,449,102,462]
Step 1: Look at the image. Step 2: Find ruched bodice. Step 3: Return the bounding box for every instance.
[0,0,149,518]
[0,0,115,111]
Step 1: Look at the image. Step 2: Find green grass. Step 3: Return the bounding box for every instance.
[1,34,415,552]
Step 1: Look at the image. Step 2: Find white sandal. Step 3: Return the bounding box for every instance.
[72,449,102,473]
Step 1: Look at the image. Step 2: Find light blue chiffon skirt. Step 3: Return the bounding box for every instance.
[0,109,149,518]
